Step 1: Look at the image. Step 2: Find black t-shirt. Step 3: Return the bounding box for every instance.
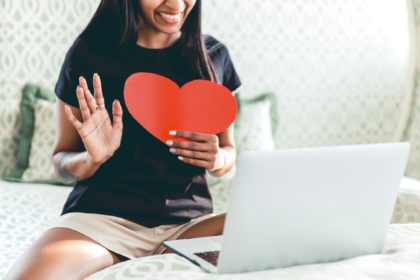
[54,34,241,227]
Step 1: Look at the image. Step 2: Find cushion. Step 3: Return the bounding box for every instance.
[4,84,65,184]
[0,100,21,177]
[403,73,420,180]
[391,176,420,223]
[21,99,61,183]
[234,92,278,152]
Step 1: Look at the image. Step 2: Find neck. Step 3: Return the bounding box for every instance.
[137,18,181,49]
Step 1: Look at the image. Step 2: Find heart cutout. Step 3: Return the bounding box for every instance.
[123,72,237,144]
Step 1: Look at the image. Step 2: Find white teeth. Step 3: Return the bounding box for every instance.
[159,12,182,21]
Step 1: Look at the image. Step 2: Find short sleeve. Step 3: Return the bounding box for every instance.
[220,45,242,92]
[54,38,86,108]
[205,34,242,93]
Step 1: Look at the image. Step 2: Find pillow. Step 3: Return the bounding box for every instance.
[4,84,67,185]
[0,100,21,177]
[206,92,278,187]
[234,92,278,152]
[21,99,62,183]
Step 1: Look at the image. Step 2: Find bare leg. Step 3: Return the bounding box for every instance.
[4,227,128,280]
[161,213,226,254]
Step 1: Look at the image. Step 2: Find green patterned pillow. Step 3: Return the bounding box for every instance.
[0,100,21,177]
[20,99,62,183]
[4,84,68,185]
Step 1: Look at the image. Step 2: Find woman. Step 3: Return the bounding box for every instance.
[5,0,241,279]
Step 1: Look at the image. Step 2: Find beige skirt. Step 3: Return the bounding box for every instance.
[48,211,218,260]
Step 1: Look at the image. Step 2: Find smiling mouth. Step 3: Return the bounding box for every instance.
[157,10,184,24]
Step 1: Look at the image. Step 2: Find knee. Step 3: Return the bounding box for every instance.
[4,250,90,280]
[5,254,112,280]
[5,259,69,280]
[4,228,117,280]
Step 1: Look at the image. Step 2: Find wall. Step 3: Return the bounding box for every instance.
[0,0,419,178]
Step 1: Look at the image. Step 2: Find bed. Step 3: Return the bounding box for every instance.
[2,0,420,278]
[87,224,420,280]
[1,177,420,279]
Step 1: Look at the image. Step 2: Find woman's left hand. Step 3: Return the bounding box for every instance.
[166,130,224,172]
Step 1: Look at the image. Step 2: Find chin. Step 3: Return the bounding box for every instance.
[155,25,182,35]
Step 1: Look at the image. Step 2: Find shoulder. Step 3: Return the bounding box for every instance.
[203,34,241,91]
[65,37,86,61]
[63,37,98,70]
[203,34,233,70]
[54,37,99,107]
[204,34,230,57]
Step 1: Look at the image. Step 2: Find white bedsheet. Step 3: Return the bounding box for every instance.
[1,178,420,279]
[0,180,71,276]
[87,224,420,280]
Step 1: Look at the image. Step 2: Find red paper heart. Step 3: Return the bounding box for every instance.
[123,72,237,144]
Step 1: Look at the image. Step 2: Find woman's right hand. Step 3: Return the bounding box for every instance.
[64,73,123,165]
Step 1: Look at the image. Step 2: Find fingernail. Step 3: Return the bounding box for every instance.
[169,130,176,136]
[166,140,173,146]
[178,156,184,160]
[169,148,176,153]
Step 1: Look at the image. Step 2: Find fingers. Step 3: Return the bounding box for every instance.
[112,100,123,130]
[79,76,97,113]
[78,75,89,91]
[93,73,105,108]
[178,156,212,169]
[64,105,83,130]
[167,139,210,152]
[169,147,214,161]
[76,86,91,121]
[171,130,216,143]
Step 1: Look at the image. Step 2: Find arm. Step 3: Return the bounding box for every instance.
[207,123,236,177]
[209,89,241,177]
[52,101,103,184]
[52,74,123,184]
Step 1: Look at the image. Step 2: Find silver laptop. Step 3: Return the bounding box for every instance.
[164,143,410,274]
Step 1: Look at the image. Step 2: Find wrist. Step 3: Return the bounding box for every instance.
[209,149,225,173]
[218,149,226,170]
[85,152,105,168]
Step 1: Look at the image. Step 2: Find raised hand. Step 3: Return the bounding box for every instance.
[64,73,123,165]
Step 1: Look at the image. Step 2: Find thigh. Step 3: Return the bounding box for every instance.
[177,213,226,239]
[160,213,226,254]
[5,227,127,280]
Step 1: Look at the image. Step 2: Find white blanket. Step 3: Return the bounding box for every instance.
[1,178,420,279]
[87,224,420,280]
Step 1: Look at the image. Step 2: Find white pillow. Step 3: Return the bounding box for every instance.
[235,97,275,152]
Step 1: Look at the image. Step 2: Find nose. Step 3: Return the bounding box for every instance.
[163,0,186,13]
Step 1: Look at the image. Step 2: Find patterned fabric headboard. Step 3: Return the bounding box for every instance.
[1,0,419,179]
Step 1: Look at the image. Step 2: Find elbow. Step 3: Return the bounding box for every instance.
[51,152,61,179]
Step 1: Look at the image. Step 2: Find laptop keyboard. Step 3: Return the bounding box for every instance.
[194,250,220,266]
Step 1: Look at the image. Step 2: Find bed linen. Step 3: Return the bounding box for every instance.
[1,178,420,278]
[87,223,420,280]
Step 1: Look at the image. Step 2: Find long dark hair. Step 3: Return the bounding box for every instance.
[79,0,218,82]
